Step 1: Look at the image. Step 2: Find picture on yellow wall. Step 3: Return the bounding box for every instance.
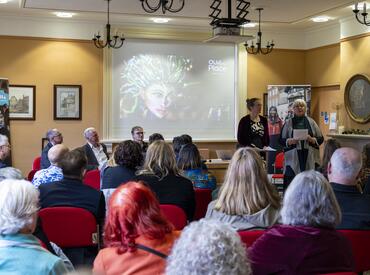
[9,85,35,120]
[54,85,82,120]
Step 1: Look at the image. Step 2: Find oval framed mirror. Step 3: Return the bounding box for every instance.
[344,74,370,124]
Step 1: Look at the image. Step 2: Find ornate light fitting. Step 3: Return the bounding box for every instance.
[92,0,125,49]
[139,0,184,14]
[210,0,250,28]
[244,8,274,55]
[353,2,369,26]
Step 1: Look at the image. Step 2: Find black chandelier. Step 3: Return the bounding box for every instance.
[92,0,125,49]
[353,2,369,26]
[139,0,184,14]
[244,8,274,55]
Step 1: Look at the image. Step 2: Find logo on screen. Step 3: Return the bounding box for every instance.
[208,59,226,73]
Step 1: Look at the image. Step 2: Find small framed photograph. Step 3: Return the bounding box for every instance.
[9,85,36,120]
[54,85,82,120]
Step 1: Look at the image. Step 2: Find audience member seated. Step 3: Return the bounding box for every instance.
[0,179,67,274]
[32,144,69,187]
[361,143,370,192]
[177,143,216,190]
[328,147,370,229]
[148,132,164,144]
[0,134,11,168]
[131,126,148,153]
[0,167,23,181]
[180,134,193,144]
[172,136,184,160]
[134,140,195,220]
[318,138,341,179]
[80,127,109,171]
[248,170,355,274]
[39,149,105,266]
[93,181,180,275]
[41,128,63,169]
[166,219,251,275]
[205,147,280,230]
[102,141,143,207]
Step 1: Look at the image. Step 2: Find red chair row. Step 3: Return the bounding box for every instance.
[237,229,370,274]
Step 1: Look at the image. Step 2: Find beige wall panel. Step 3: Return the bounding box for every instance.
[305,44,340,87]
[0,37,103,175]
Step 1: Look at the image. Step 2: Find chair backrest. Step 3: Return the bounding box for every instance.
[338,230,370,273]
[194,188,212,220]
[39,207,99,248]
[83,169,100,190]
[320,273,357,275]
[33,156,41,171]
[274,152,284,170]
[160,204,187,230]
[238,230,265,247]
[27,169,37,181]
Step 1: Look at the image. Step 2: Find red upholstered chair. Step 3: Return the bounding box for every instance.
[83,169,100,190]
[271,152,284,191]
[39,207,99,249]
[27,169,38,181]
[194,188,212,220]
[238,230,265,247]
[338,230,370,273]
[160,204,187,230]
[33,156,41,171]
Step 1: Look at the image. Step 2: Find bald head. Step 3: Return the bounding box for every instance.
[48,144,69,166]
[328,147,362,185]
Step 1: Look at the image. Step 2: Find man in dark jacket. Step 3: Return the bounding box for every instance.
[41,129,63,169]
[39,149,105,266]
[328,147,370,229]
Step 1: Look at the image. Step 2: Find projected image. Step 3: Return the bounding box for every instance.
[120,55,192,121]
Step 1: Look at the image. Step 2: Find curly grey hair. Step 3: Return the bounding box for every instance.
[0,180,39,234]
[0,167,23,181]
[166,219,251,275]
[281,170,341,228]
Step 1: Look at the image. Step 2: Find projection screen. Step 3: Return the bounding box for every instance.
[109,39,237,140]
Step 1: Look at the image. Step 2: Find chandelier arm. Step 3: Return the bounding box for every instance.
[356,12,370,26]
[141,0,164,13]
[112,39,125,49]
[167,0,184,13]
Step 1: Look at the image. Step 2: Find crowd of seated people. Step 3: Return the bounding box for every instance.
[1,116,370,274]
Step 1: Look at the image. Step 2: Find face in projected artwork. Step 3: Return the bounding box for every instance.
[120,54,192,120]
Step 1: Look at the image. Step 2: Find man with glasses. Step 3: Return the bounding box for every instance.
[131,126,148,153]
[41,129,63,169]
[0,134,11,168]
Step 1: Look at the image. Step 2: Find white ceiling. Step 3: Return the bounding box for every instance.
[0,0,362,31]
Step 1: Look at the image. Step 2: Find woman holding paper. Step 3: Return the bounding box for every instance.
[280,99,324,187]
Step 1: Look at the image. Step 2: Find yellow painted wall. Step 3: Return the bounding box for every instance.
[0,37,103,175]
[340,35,370,130]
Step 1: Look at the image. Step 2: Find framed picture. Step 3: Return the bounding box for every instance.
[54,85,82,120]
[344,74,370,124]
[9,85,36,120]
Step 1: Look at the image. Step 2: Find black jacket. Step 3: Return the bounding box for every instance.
[134,173,196,221]
[41,142,53,169]
[237,115,269,148]
[80,143,109,171]
[331,182,370,229]
[102,165,136,189]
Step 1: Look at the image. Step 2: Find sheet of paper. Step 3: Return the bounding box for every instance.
[293,129,308,140]
[329,112,337,130]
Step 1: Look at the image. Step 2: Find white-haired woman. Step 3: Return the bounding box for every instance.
[166,219,251,275]
[248,171,354,274]
[280,99,323,187]
[0,179,67,274]
[205,147,281,230]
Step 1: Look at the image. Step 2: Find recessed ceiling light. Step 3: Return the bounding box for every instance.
[54,12,74,18]
[0,0,10,4]
[312,16,330,23]
[151,18,170,24]
[241,22,256,28]
[350,2,368,10]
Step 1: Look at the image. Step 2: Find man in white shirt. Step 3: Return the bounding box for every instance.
[80,127,109,170]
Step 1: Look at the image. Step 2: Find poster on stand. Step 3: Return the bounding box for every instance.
[0,78,11,165]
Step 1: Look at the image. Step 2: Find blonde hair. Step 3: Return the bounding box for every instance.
[292,99,307,109]
[214,148,280,215]
[138,140,181,179]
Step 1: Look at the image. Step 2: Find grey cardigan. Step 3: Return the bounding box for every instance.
[205,200,281,231]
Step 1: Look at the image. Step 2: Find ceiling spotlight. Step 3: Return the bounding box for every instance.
[151,18,170,23]
[312,16,330,22]
[242,22,256,28]
[54,12,74,18]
